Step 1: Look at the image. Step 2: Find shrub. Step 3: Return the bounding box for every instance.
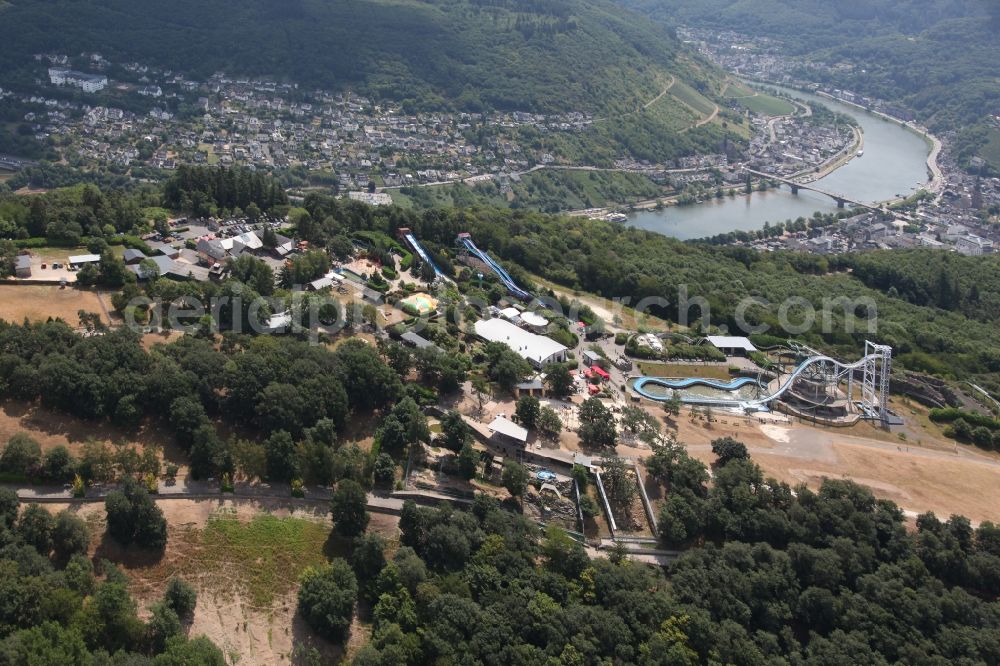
[331,480,369,537]
[104,478,167,549]
[163,577,197,620]
[297,559,358,642]
[42,446,76,483]
[52,510,90,560]
[18,504,54,554]
[0,433,42,477]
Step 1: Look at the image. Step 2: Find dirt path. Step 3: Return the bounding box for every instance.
[642,75,675,110]
[693,104,718,128]
[95,290,114,325]
[591,75,677,122]
[679,103,719,133]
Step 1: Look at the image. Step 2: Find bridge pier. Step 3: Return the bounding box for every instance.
[835,198,845,208]
[790,184,799,194]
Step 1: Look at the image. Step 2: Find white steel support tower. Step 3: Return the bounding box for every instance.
[861,341,892,425]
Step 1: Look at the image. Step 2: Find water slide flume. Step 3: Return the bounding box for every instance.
[633,376,761,395]
[400,230,444,278]
[631,342,892,423]
[456,233,532,300]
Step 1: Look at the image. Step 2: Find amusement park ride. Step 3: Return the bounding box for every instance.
[401,229,896,427]
[633,340,894,426]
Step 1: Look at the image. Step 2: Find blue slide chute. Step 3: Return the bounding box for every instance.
[403,232,443,277]
[457,234,531,300]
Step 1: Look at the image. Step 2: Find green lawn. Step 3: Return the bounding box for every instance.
[740,94,796,117]
[193,512,331,606]
[198,143,219,165]
[141,206,171,221]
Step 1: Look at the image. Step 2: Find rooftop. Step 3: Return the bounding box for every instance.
[488,416,528,443]
[474,318,567,366]
[704,335,757,352]
[68,253,101,264]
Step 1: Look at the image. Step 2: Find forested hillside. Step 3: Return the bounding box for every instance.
[619,0,1000,168]
[0,0,708,116]
[351,453,1000,664]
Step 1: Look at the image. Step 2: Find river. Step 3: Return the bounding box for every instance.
[627,86,931,240]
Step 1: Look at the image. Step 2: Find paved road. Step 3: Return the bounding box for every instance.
[3,480,415,515]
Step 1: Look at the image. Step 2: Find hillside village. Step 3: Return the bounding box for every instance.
[2,52,863,197]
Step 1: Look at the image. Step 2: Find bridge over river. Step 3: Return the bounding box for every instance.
[745,168,879,210]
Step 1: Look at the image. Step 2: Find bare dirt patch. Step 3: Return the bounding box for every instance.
[141,330,187,350]
[693,419,1000,524]
[0,399,179,459]
[0,284,110,325]
[74,498,399,666]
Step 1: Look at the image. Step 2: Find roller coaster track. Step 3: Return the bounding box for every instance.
[456,234,532,300]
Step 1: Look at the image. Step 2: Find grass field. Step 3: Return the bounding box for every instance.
[141,206,172,221]
[192,512,332,606]
[722,80,755,98]
[739,93,796,116]
[198,143,219,165]
[636,362,732,380]
[667,80,717,117]
[525,272,674,331]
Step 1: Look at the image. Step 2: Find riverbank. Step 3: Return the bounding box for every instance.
[814,90,943,194]
[790,125,864,184]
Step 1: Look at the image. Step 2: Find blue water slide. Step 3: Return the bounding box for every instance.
[458,236,531,300]
[632,350,887,410]
[403,233,443,277]
[633,376,761,396]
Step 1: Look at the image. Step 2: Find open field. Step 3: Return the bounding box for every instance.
[50,498,401,666]
[667,80,717,117]
[739,93,796,116]
[0,284,110,325]
[722,80,754,98]
[525,272,673,332]
[667,406,1000,524]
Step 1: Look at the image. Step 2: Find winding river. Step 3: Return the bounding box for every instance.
[628,86,932,240]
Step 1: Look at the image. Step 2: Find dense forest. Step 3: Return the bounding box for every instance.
[0,485,224,663]
[0,0,705,117]
[619,0,1000,170]
[354,448,1000,664]
[0,321,413,484]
